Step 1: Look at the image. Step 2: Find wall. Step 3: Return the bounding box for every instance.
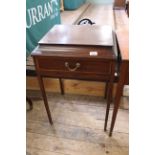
[86,0,114,4]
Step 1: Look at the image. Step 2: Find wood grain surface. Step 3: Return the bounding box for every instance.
[27,94,128,155]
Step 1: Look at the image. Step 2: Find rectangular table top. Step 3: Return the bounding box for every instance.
[39,25,114,47]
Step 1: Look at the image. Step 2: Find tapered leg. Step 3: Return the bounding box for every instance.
[109,84,124,136]
[37,75,53,125]
[59,78,64,95]
[109,62,128,136]
[104,63,115,131]
[104,81,113,131]
[104,82,108,99]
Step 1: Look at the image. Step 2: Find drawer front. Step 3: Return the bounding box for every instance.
[35,57,114,80]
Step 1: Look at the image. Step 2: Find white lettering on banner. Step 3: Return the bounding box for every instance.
[26,0,59,29]
[44,4,50,17]
[38,5,45,21]
[47,1,53,15]
[31,8,41,25]
[26,9,32,28]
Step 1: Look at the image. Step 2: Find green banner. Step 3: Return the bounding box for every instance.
[26,0,61,57]
[64,0,86,10]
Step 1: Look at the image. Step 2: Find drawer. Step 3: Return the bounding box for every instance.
[35,57,114,81]
[37,56,112,73]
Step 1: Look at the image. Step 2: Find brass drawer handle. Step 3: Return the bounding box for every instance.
[65,62,80,72]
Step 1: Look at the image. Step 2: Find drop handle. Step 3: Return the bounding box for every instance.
[65,62,80,72]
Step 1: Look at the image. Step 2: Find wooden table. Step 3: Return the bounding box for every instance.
[114,0,126,9]
[109,29,129,136]
[31,25,117,134]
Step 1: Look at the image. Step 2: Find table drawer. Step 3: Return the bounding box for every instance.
[36,57,112,74]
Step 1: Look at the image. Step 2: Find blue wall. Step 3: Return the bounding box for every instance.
[86,0,114,4]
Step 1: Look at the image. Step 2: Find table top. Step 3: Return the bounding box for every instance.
[39,25,114,46]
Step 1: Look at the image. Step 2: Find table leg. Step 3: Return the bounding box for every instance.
[59,78,64,95]
[104,63,115,131]
[104,81,113,131]
[104,82,108,99]
[109,62,128,136]
[37,75,53,125]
